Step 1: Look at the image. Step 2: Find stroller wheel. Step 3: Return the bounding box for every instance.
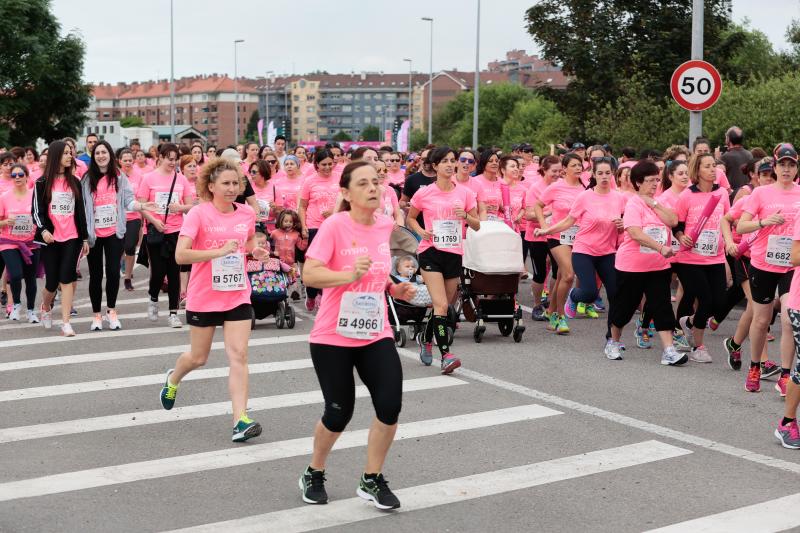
[513,327,524,343]
[395,328,407,348]
[499,319,514,337]
[473,326,484,343]
[286,306,296,329]
[276,302,286,329]
[251,317,256,330]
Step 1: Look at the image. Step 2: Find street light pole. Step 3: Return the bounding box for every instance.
[421,17,434,144]
[689,0,703,150]
[169,0,175,143]
[403,58,412,127]
[233,39,244,145]
[472,0,480,149]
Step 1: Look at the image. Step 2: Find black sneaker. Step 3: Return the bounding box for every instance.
[299,466,328,504]
[357,473,400,510]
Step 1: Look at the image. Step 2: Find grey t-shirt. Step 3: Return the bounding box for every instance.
[721,147,752,191]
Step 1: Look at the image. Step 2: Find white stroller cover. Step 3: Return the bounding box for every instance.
[463,220,524,274]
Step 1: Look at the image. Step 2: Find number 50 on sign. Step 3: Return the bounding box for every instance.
[670,60,722,112]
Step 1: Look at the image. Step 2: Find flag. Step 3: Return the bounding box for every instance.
[396,120,411,153]
[257,119,264,146]
[267,121,277,147]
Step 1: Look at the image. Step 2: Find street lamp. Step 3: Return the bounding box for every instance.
[403,58,412,127]
[421,17,433,144]
[169,0,175,142]
[233,39,244,145]
[472,0,480,149]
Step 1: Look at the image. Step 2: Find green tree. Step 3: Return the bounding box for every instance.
[408,129,428,151]
[0,0,91,145]
[714,20,784,84]
[332,130,352,142]
[244,110,260,141]
[500,96,570,154]
[120,115,145,128]
[361,125,380,141]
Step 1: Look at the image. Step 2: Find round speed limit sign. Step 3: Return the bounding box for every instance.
[670,60,722,111]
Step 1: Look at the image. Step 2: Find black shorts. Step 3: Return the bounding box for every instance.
[547,238,571,250]
[734,256,751,287]
[419,248,462,279]
[185,303,253,327]
[749,265,793,304]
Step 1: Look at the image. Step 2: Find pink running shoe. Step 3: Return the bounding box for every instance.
[706,317,719,331]
[745,366,761,393]
[776,419,800,449]
[776,374,789,397]
[441,353,461,375]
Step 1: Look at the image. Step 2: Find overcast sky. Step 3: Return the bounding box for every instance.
[50,0,799,84]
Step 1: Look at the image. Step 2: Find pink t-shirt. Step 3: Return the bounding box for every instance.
[569,189,626,256]
[455,176,480,197]
[410,182,477,256]
[524,180,549,243]
[387,170,405,186]
[743,184,800,273]
[786,217,800,310]
[300,172,340,229]
[522,163,539,182]
[125,171,143,222]
[615,194,672,272]
[49,178,79,242]
[271,176,303,212]
[251,180,273,222]
[381,185,400,218]
[504,181,527,233]
[74,159,88,179]
[137,170,193,234]
[473,174,503,219]
[179,201,256,313]
[539,179,585,227]
[92,176,118,238]
[0,188,35,250]
[0,177,14,196]
[674,186,730,266]
[306,211,394,347]
[727,194,752,247]
[715,167,731,190]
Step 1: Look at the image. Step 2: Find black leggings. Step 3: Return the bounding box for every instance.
[0,248,39,310]
[309,338,403,433]
[674,262,727,330]
[305,228,321,300]
[611,268,675,332]
[571,252,617,338]
[88,235,124,313]
[529,241,558,284]
[41,238,82,292]
[124,219,142,257]
[147,232,180,311]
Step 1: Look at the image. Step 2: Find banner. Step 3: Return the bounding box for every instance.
[257,119,264,146]
[396,120,411,153]
[267,121,277,148]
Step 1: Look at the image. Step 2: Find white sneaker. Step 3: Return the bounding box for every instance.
[106,309,122,330]
[61,323,76,337]
[661,346,689,366]
[8,304,21,321]
[604,339,624,360]
[678,316,695,348]
[90,314,103,331]
[689,345,713,363]
[27,310,39,324]
[148,301,159,322]
[41,307,52,329]
[167,313,182,328]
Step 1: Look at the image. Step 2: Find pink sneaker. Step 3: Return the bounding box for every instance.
[776,419,800,449]
[776,374,789,397]
[745,365,761,393]
[305,297,315,312]
[441,353,461,375]
[707,317,719,331]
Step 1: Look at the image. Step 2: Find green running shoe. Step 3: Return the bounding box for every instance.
[584,304,600,319]
[159,369,178,410]
[232,413,262,442]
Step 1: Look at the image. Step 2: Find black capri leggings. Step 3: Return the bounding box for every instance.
[147,232,181,311]
[529,241,558,284]
[88,235,124,313]
[309,337,403,433]
[124,219,142,257]
[0,248,39,310]
[41,238,82,292]
[611,268,675,332]
[305,228,321,300]
[674,262,727,330]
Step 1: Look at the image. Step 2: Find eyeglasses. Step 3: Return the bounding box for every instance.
[388,158,400,163]
[592,156,614,164]
[10,172,25,178]
[1,161,12,167]
[521,148,533,153]
[459,157,475,164]
[266,159,278,164]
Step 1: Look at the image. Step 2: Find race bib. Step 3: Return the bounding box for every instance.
[641,225,667,254]
[50,192,74,216]
[692,229,719,257]
[766,234,792,267]
[432,219,461,250]
[671,236,680,253]
[10,214,33,236]
[211,253,246,291]
[559,225,578,246]
[154,191,177,215]
[336,292,384,339]
[256,199,270,220]
[94,203,117,229]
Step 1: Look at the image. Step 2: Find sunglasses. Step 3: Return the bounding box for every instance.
[266,159,278,164]
[11,172,25,178]
[459,157,475,164]
[592,157,615,164]
[388,158,400,163]
[521,148,533,153]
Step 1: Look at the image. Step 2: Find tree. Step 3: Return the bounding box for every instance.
[0,0,91,145]
[713,20,784,84]
[361,125,380,141]
[120,116,145,128]
[244,110,260,142]
[408,129,428,151]
[501,96,570,154]
[332,130,352,142]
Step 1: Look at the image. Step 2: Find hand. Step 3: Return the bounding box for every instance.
[391,282,417,301]
[418,229,433,241]
[251,246,269,261]
[4,214,16,226]
[168,202,183,213]
[660,246,674,258]
[762,212,785,227]
[219,239,239,257]
[533,227,549,237]
[725,242,739,257]
[351,255,372,282]
[321,210,332,218]
[454,206,467,219]
[81,241,89,257]
[301,228,309,239]
[140,201,158,212]
[612,217,624,231]
[42,230,54,244]
[678,235,693,248]
[150,219,166,233]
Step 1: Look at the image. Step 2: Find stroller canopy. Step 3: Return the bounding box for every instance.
[463,220,524,274]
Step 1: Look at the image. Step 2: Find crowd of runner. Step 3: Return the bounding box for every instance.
[4,124,800,510]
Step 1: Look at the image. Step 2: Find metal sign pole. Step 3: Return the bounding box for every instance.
[689,0,703,150]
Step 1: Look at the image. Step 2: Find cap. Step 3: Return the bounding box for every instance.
[572,142,586,150]
[519,143,533,152]
[773,143,798,163]
[757,158,773,174]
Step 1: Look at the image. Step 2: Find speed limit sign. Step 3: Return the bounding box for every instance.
[670,60,722,111]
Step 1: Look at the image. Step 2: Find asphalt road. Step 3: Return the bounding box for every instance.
[2,265,800,533]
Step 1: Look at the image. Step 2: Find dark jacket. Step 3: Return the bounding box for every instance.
[32,177,89,244]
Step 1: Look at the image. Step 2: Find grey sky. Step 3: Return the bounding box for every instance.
[51,0,799,84]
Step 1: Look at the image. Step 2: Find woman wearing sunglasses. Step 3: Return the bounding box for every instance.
[385,152,406,188]
[248,159,274,232]
[454,150,477,193]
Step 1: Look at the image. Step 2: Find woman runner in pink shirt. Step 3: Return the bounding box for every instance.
[473,150,503,221]
[159,157,269,443]
[298,161,415,509]
[374,159,404,226]
[120,149,145,292]
[453,150,478,194]
[498,156,528,233]
[271,155,303,213]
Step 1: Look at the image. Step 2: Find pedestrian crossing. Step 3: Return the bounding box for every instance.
[2,293,799,532]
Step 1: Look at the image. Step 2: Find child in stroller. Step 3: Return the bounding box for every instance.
[248,232,296,329]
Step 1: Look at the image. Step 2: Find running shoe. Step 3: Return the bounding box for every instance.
[305,296,315,312]
[106,309,122,330]
[661,346,688,366]
[357,473,401,510]
[167,313,183,328]
[441,353,461,375]
[556,315,570,335]
[584,304,600,319]
[745,365,761,392]
[564,289,578,319]
[26,310,39,324]
[604,339,623,360]
[232,414,262,442]
[672,329,691,352]
[124,278,134,291]
[315,294,323,311]
[540,289,549,305]
[593,296,606,312]
[419,342,433,366]
[61,323,75,337]
[159,369,178,410]
[41,306,52,329]
[723,337,742,371]
[90,313,103,331]
[546,312,558,332]
[775,419,800,449]
[689,345,712,363]
[648,320,656,338]
[70,307,77,317]
[767,331,776,342]
[299,466,328,504]
[147,300,159,322]
[678,316,695,348]
[8,303,20,321]
[634,320,652,349]
[531,304,546,321]
[4,303,10,318]
[761,360,781,379]
[0,290,6,306]
[707,317,720,331]
[179,293,187,310]
[776,374,789,397]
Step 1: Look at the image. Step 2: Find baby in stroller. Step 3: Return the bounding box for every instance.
[247,232,296,328]
[391,255,431,308]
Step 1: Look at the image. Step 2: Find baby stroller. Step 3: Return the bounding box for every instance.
[248,257,296,330]
[386,226,456,348]
[461,220,525,343]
